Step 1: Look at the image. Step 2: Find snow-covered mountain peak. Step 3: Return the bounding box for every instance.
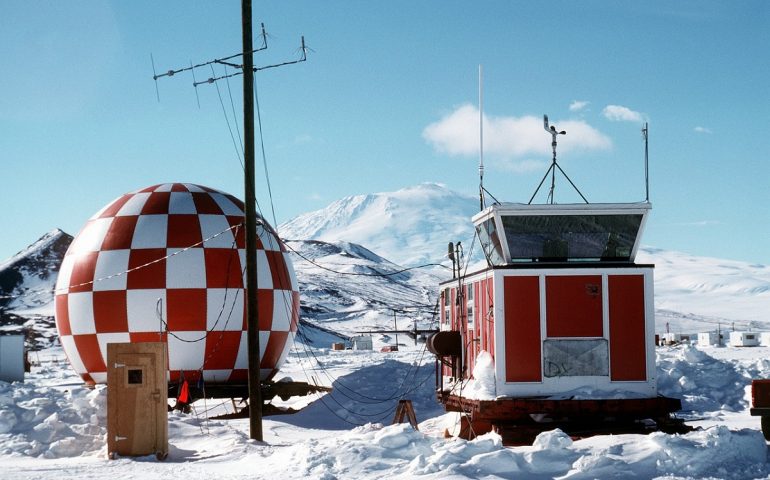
[280,183,479,267]
[0,228,70,272]
[280,183,769,333]
[0,228,72,348]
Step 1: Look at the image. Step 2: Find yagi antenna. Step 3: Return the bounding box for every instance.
[528,114,588,204]
[150,53,160,102]
[193,35,308,86]
[151,23,275,102]
[190,61,201,108]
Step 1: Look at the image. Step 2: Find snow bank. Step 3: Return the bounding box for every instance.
[657,345,751,413]
[0,365,106,458]
[461,350,496,400]
[254,422,768,479]
[3,344,770,479]
[571,426,768,479]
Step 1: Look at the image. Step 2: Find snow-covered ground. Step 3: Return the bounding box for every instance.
[2,341,770,479]
[2,183,770,478]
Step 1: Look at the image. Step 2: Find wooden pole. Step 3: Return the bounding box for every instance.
[242,0,263,442]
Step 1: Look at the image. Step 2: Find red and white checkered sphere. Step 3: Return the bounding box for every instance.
[54,183,299,385]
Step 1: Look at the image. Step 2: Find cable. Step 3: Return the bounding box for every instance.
[284,240,450,278]
[254,77,278,229]
[284,283,441,426]
[211,64,245,169]
[53,223,240,295]
[224,68,245,159]
[291,296,439,404]
[199,228,245,362]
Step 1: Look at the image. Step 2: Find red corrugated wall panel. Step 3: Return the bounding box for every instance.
[486,278,495,360]
[609,275,647,381]
[546,275,603,337]
[504,276,542,382]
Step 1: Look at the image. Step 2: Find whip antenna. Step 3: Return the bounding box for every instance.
[643,122,650,202]
[479,64,485,211]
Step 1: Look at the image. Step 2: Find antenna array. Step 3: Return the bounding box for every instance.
[149,8,308,444]
[151,23,307,101]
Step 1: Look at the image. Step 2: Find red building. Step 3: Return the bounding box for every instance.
[430,202,682,442]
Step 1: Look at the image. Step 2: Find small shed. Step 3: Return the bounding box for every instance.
[0,334,25,383]
[760,332,770,347]
[730,331,759,347]
[352,335,373,351]
[697,331,724,347]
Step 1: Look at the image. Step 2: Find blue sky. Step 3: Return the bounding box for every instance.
[1,1,768,265]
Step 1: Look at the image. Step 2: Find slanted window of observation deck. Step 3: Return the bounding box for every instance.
[472,203,650,265]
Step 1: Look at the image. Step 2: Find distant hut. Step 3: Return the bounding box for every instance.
[352,335,373,351]
[662,332,694,345]
[697,331,724,347]
[0,333,25,383]
[730,331,759,347]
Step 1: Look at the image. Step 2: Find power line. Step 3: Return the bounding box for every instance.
[283,240,450,278]
[54,223,241,295]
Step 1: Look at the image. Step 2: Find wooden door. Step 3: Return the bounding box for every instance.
[107,342,168,458]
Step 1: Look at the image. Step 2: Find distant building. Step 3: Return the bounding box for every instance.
[662,332,694,345]
[0,334,25,383]
[730,331,759,347]
[697,331,724,347]
[352,335,373,351]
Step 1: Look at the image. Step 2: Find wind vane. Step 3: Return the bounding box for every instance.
[528,114,588,205]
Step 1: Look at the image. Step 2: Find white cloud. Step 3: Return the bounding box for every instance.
[602,105,644,122]
[569,100,590,112]
[422,104,612,161]
[682,220,721,227]
[694,126,713,134]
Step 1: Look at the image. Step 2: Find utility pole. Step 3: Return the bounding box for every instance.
[151,1,307,443]
[242,0,262,442]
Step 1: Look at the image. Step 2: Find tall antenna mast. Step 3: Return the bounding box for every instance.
[642,122,650,202]
[479,64,485,211]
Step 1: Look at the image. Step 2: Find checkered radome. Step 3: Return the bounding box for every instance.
[54,183,300,385]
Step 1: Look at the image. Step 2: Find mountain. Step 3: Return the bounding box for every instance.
[286,239,438,340]
[0,228,71,311]
[279,183,479,268]
[637,247,770,332]
[281,183,770,335]
[0,228,437,350]
[3,184,769,349]
[0,229,72,349]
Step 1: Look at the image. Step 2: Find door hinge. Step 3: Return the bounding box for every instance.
[115,435,128,442]
[114,363,126,368]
